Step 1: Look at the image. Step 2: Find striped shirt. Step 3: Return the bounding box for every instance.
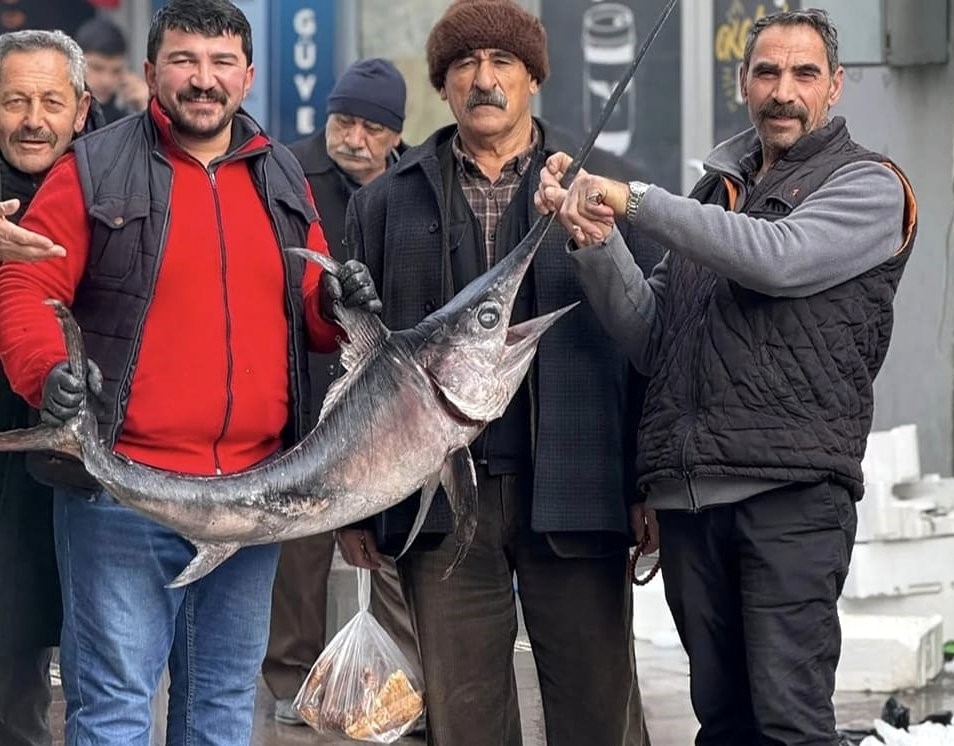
[451,124,539,269]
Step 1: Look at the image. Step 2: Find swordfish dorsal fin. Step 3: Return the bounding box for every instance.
[319,303,389,424]
[282,247,390,424]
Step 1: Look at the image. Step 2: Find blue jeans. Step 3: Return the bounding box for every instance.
[54,488,280,746]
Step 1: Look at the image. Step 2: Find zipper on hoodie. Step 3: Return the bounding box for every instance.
[207,167,235,475]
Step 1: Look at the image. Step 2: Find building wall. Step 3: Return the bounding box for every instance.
[837,57,954,475]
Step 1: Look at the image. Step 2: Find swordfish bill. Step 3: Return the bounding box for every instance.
[0,219,576,587]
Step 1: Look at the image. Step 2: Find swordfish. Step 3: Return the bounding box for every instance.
[0,216,576,587]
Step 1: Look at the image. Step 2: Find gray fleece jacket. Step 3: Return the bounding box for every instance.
[570,124,908,509]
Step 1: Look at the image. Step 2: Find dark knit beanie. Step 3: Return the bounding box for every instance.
[326,58,407,132]
[426,0,549,90]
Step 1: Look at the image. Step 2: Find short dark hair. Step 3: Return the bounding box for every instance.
[743,8,839,74]
[147,0,253,65]
[74,16,127,57]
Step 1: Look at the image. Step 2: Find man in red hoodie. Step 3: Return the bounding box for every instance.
[0,2,380,744]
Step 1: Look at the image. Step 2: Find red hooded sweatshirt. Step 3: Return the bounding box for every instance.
[0,100,339,475]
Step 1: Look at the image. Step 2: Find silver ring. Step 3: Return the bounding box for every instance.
[585,191,604,205]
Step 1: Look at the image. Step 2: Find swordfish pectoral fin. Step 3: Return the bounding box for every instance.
[166,541,242,588]
[441,447,479,580]
[395,470,442,560]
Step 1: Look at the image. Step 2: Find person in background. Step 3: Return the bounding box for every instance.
[338,1,663,744]
[264,56,420,727]
[0,1,95,36]
[0,28,96,746]
[0,2,381,744]
[74,15,149,123]
[537,8,916,744]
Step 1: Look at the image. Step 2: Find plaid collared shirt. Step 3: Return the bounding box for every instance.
[451,124,539,269]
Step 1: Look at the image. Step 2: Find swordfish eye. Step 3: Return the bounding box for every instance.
[477,301,502,330]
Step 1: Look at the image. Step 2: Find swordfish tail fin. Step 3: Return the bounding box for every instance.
[45,298,89,383]
[0,422,82,459]
[0,299,87,459]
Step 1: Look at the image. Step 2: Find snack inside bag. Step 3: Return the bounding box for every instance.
[293,568,425,742]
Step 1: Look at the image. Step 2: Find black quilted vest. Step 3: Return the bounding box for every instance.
[637,118,915,500]
[30,110,316,488]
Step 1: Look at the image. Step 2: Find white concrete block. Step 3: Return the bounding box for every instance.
[842,534,954,639]
[862,424,921,485]
[836,613,943,692]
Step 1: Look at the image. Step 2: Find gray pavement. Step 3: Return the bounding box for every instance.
[51,627,954,745]
[46,556,953,744]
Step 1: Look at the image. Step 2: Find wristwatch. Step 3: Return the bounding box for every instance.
[625,181,650,224]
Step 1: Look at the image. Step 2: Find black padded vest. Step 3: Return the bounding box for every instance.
[637,118,915,500]
[31,110,317,488]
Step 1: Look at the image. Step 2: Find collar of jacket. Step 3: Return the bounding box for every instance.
[393,117,572,177]
[148,98,271,162]
[0,156,40,220]
[706,116,849,181]
[309,129,337,175]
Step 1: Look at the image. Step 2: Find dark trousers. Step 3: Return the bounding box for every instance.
[398,469,648,746]
[0,647,53,746]
[263,532,420,700]
[657,481,856,746]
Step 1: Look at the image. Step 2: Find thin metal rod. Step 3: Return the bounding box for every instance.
[524,0,679,247]
[560,0,679,187]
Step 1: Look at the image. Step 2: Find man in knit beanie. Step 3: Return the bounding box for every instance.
[337,1,662,744]
[263,57,420,728]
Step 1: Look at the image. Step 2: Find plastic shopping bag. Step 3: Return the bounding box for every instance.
[293,568,425,743]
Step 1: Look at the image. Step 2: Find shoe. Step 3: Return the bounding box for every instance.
[274,697,306,726]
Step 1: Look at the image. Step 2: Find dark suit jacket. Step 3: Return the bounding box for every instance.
[0,99,105,652]
[289,130,351,417]
[0,159,60,652]
[346,118,664,557]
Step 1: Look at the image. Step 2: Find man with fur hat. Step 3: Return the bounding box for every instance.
[263,57,420,728]
[336,2,662,744]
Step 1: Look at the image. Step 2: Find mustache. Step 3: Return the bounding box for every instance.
[177,86,228,105]
[13,127,55,146]
[466,89,507,110]
[333,146,371,161]
[757,100,809,127]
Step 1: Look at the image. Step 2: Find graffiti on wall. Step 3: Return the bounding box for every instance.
[712,0,790,145]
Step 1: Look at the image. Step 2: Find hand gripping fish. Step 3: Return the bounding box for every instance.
[0,219,576,587]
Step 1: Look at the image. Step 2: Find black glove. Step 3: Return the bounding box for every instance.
[318,259,382,321]
[40,360,103,426]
